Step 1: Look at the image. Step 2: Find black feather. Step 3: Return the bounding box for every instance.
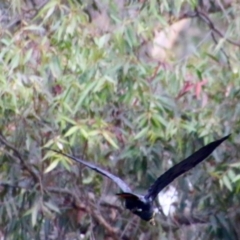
[144,135,230,200]
[47,149,132,193]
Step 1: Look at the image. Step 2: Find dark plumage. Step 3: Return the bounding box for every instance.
[47,135,229,224]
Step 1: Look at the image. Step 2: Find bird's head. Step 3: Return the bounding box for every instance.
[117,192,155,223]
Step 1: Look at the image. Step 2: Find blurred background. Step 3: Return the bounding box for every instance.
[0,0,239,239]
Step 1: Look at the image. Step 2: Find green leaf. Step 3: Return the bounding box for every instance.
[233,175,240,182]
[227,169,236,182]
[230,162,240,168]
[134,127,149,140]
[50,56,62,78]
[222,175,232,191]
[74,80,96,110]
[82,171,95,184]
[102,131,119,149]
[80,128,89,139]
[44,201,60,213]
[31,200,40,227]
[61,157,72,171]
[44,160,60,173]
[10,53,20,71]
[64,126,79,137]
[41,0,57,21]
[24,49,33,64]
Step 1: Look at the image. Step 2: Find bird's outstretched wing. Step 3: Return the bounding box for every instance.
[145,135,230,201]
[48,149,132,193]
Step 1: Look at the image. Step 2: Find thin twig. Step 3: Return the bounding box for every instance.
[6,0,50,31]
[0,132,40,183]
[196,9,233,70]
[47,186,120,238]
[196,9,240,47]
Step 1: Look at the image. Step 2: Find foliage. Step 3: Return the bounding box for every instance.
[0,0,239,239]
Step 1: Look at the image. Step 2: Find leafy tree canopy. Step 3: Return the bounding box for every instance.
[0,0,239,239]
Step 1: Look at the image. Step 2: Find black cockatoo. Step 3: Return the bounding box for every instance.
[48,135,229,225]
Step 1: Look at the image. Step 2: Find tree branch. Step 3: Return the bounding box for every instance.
[196,9,240,47]
[0,132,40,183]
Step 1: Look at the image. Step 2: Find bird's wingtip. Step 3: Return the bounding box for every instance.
[222,134,231,141]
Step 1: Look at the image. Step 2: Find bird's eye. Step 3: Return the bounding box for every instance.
[135,208,142,212]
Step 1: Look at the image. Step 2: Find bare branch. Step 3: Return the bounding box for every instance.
[47,186,120,238]
[0,132,40,183]
[196,10,240,47]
